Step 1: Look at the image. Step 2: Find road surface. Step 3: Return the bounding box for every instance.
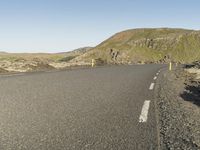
[0,64,164,149]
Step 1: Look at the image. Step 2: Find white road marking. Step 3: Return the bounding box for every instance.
[153,76,157,80]
[149,83,155,90]
[139,100,151,122]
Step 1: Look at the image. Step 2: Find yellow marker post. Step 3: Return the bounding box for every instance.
[91,59,95,67]
[169,62,172,71]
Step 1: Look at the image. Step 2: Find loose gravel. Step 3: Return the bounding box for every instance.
[155,67,200,150]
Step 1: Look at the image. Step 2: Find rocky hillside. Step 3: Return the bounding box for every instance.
[71,28,200,64]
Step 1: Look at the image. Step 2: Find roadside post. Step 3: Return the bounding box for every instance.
[92,59,95,67]
[169,62,172,71]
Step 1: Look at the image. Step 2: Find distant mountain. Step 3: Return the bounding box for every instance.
[0,51,8,54]
[58,47,93,55]
[69,47,93,54]
[57,47,93,62]
[71,28,200,64]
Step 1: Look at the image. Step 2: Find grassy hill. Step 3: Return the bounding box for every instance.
[71,28,200,64]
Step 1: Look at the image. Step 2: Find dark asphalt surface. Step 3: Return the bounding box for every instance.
[0,64,164,150]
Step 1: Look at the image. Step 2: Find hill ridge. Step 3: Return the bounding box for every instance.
[71,28,200,64]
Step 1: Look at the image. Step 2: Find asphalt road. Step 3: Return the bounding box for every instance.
[0,64,164,150]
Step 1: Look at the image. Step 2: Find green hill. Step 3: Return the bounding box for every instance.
[71,28,200,64]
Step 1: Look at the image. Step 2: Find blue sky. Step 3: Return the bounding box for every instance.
[0,0,200,53]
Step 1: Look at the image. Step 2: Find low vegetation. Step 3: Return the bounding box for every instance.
[58,56,77,62]
[1,28,200,73]
[71,28,200,64]
[0,47,92,73]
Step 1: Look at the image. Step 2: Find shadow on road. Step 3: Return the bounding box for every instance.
[180,84,200,107]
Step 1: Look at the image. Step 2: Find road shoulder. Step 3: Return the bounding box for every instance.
[154,67,200,149]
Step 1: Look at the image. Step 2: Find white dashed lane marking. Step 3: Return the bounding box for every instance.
[139,70,160,122]
[139,100,151,123]
[149,83,155,90]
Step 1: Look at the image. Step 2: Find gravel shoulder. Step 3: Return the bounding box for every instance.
[155,66,200,149]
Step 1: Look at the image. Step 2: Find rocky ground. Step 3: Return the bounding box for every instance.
[0,47,93,73]
[155,65,200,149]
[0,58,91,74]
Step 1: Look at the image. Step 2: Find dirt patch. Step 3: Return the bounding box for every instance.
[155,67,200,149]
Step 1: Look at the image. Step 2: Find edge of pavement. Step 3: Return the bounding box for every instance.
[154,65,200,150]
[153,67,167,150]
